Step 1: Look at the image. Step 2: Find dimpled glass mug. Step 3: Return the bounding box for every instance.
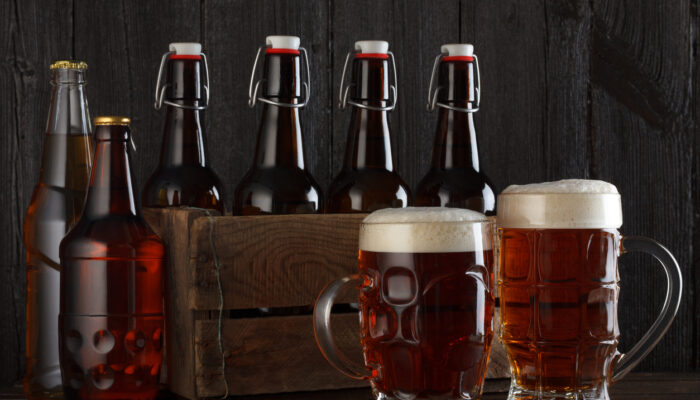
[314,207,496,400]
[497,180,682,400]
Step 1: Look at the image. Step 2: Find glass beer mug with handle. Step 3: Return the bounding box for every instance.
[497,179,682,400]
[314,207,496,400]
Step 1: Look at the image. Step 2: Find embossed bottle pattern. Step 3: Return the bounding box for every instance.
[499,229,621,395]
[59,117,165,400]
[359,250,494,399]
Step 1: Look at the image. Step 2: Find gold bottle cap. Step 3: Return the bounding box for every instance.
[50,60,88,70]
[94,116,131,126]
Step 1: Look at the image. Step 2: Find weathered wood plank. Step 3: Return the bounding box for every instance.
[191,213,366,310]
[0,0,73,386]
[204,0,332,199]
[74,0,201,202]
[461,0,548,190]
[693,0,700,372]
[589,0,694,371]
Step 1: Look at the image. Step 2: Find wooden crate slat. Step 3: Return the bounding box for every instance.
[190,213,367,310]
[194,314,368,397]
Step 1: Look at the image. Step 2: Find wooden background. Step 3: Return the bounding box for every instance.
[1,0,698,385]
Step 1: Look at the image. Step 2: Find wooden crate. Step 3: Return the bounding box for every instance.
[143,208,509,399]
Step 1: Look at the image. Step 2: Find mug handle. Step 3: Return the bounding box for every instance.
[611,236,683,382]
[313,274,374,380]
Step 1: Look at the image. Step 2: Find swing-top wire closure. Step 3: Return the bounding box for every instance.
[426,52,481,113]
[338,51,398,112]
[247,46,311,109]
[154,51,211,111]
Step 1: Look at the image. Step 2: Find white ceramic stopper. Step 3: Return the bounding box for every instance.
[266,35,300,50]
[169,42,202,55]
[441,43,474,57]
[355,40,389,54]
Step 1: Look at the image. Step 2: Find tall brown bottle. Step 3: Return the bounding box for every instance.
[415,44,496,214]
[233,35,322,215]
[326,40,411,213]
[59,117,165,400]
[143,43,225,213]
[24,61,93,399]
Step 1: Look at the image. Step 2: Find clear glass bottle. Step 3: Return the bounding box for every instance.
[24,60,93,399]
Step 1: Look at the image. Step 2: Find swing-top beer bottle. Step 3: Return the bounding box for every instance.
[234,35,323,215]
[143,42,225,213]
[326,40,411,213]
[415,44,495,214]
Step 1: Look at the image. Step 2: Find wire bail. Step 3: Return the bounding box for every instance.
[247,46,311,109]
[338,51,398,112]
[426,52,481,113]
[154,51,211,111]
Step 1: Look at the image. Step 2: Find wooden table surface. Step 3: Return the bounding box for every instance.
[2,373,698,400]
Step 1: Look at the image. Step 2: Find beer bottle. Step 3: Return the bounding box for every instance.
[143,43,225,213]
[24,60,93,399]
[233,36,323,215]
[326,40,411,213]
[415,44,496,214]
[59,117,165,400]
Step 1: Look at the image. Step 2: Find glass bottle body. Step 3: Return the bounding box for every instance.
[143,57,225,213]
[59,123,165,400]
[24,66,92,399]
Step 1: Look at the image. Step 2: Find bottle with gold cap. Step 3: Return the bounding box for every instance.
[24,60,92,399]
[143,42,225,213]
[416,44,495,214]
[326,40,411,212]
[58,117,165,400]
[233,35,323,215]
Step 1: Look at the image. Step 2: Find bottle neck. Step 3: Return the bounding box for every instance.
[83,126,138,218]
[431,108,480,170]
[254,103,305,168]
[159,105,207,167]
[40,69,92,187]
[344,105,394,170]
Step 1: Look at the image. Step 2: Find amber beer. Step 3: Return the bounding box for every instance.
[315,208,494,399]
[497,180,683,400]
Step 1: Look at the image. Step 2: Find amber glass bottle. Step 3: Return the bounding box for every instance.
[415,44,495,214]
[143,42,225,213]
[233,35,322,215]
[24,60,93,399]
[326,40,411,213]
[59,117,165,400]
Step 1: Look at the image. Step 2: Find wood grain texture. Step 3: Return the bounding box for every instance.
[74,0,201,203]
[190,213,366,310]
[589,0,694,371]
[0,0,73,385]
[143,207,211,400]
[695,0,700,371]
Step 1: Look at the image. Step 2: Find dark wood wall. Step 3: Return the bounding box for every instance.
[1,0,698,384]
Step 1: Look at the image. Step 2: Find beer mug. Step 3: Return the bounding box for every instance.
[497,180,682,400]
[314,207,495,400]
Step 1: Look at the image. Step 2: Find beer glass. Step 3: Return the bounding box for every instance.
[497,180,682,400]
[314,207,495,399]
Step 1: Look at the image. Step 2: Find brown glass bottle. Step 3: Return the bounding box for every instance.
[59,117,165,400]
[234,36,322,215]
[326,41,411,213]
[24,61,93,400]
[143,43,225,213]
[415,44,496,214]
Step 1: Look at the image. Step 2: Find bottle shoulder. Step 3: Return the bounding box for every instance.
[60,214,164,260]
[233,167,323,215]
[415,168,496,213]
[326,169,412,213]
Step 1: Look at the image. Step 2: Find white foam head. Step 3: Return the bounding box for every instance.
[497,179,622,229]
[169,42,202,55]
[266,35,300,50]
[355,40,389,54]
[441,43,474,57]
[359,207,491,253]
